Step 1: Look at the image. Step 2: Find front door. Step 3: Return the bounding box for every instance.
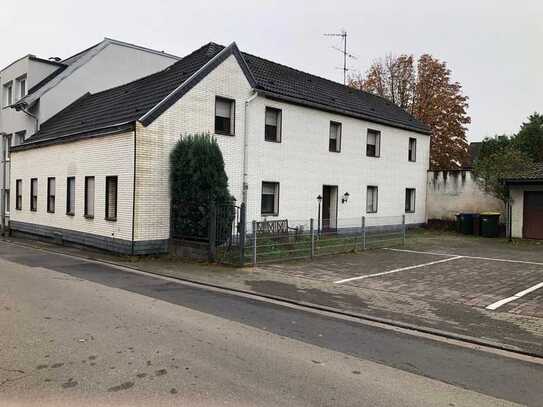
[523,191,543,239]
[322,185,338,232]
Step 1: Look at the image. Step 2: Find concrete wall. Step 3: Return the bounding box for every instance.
[427,170,504,220]
[510,184,543,238]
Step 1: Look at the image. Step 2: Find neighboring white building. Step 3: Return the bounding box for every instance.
[1,38,180,230]
[8,42,431,254]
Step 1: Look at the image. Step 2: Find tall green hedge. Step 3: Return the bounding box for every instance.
[170,133,234,240]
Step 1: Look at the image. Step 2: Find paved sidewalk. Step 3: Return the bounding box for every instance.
[3,232,543,357]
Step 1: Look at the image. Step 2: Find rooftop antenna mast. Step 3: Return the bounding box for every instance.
[323,30,357,85]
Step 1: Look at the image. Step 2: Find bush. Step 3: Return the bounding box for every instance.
[170,133,234,241]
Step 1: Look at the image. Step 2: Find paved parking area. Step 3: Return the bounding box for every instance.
[259,236,543,319]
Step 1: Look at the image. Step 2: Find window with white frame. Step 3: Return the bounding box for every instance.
[408,138,417,162]
[2,134,11,161]
[366,186,378,213]
[265,107,282,142]
[105,176,118,221]
[3,82,13,107]
[13,131,25,146]
[47,177,55,213]
[15,180,22,210]
[405,188,416,213]
[85,176,95,218]
[261,182,279,216]
[30,178,38,212]
[66,177,75,215]
[329,121,341,152]
[16,75,27,100]
[366,129,381,157]
[215,97,235,135]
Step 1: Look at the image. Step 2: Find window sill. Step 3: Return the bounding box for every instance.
[405,211,415,214]
[214,131,235,137]
[105,217,117,222]
[366,155,381,159]
[66,212,74,217]
[261,213,279,217]
[366,211,378,214]
[30,209,37,212]
[84,215,94,219]
[264,139,281,143]
[47,210,55,214]
[329,150,341,153]
[408,160,417,163]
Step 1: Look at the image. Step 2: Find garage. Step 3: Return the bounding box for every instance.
[524,191,543,239]
[504,164,543,240]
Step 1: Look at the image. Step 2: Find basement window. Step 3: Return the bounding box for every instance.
[405,188,416,213]
[261,182,279,216]
[265,107,282,142]
[329,121,341,152]
[366,129,381,157]
[215,97,235,136]
[105,176,118,221]
[30,178,38,212]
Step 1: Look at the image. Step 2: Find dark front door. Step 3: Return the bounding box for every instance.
[523,191,543,239]
[321,185,337,232]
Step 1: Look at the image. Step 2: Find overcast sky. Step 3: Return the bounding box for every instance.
[2,0,541,141]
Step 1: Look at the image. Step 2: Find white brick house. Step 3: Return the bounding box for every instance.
[8,42,431,254]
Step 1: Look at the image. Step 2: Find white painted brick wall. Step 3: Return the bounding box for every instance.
[10,132,134,240]
[135,54,430,241]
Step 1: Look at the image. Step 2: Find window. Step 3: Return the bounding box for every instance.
[329,122,341,152]
[15,180,22,210]
[17,76,27,100]
[265,107,282,142]
[30,178,38,211]
[105,176,118,221]
[366,186,378,213]
[13,131,25,146]
[215,97,235,135]
[5,189,10,213]
[261,182,279,216]
[66,177,75,215]
[84,176,95,218]
[2,134,11,161]
[3,82,13,107]
[405,188,416,213]
[366,129,381,157]
[47,177,55,213]
[408,138,417,162]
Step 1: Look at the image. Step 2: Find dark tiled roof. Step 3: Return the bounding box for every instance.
[504,163,543,183]
[25,42,430,145]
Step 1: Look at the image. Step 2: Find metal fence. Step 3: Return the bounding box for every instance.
[240,215,407,266]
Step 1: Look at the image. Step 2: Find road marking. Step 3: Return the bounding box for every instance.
[384,248,543,267]
[486,282,543,310]
[334,256,464,284]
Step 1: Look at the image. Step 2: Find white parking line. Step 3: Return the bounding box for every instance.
[384,248,543,267]
[486,282,543,310]
[334,256,464,284]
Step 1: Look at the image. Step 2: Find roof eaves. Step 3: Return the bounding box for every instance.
[256,88,432,135]
[139,42,255,127]
[11,122,135,152]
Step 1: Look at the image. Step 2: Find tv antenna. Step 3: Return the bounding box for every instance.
[324,30,357,85]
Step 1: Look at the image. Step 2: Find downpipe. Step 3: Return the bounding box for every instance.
[242,91,258,206]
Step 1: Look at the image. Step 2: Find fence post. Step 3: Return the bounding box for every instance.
[239,203,246,266]
[252,220,257,267]
[310,218,315,259]
[362,216,366,250]
[208,203,217,261]
[402,214,406,246]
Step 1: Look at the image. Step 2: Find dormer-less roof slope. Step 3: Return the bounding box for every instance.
[18,42,430,149]
[503,163,543,184]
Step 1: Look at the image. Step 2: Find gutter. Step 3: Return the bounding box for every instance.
[131,126,137,255]
[0,132,8,236]
[242,91,258,205]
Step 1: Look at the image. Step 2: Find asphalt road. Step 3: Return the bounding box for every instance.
[1,241,542,406]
